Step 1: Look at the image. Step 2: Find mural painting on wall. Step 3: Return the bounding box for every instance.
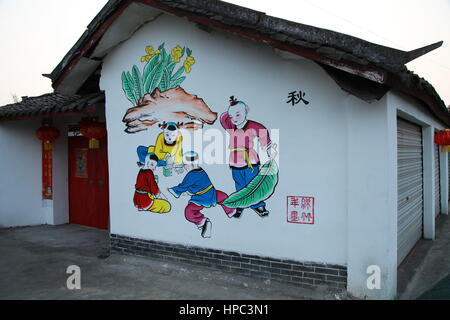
[221,97,279,218]
[133,146,171,214]
[120,43,279,238]
[121,43,217,132]
[168,151,236,238]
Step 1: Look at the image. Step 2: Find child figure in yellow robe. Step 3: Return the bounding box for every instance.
[148,122,184,175]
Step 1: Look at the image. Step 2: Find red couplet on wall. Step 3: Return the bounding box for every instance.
[42,144,53,199]
[68,136,110,230]
[36,123,60,200]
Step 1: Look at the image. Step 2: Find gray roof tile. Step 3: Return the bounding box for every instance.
[0,92,104,120]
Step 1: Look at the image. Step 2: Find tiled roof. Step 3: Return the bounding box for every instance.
[2,0,443,126]
[153,0,448,119]
[44,0,448,126]
[0,92,104,120]
[48,0,441,82]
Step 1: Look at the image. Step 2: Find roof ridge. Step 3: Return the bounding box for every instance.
[0,92,104,120]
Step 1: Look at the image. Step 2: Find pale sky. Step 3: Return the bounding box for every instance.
[0,0,449,107]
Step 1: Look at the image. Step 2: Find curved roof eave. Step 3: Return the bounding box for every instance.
[45,0,449,126]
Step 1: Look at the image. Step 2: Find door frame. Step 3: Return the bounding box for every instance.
[68,132,110,230]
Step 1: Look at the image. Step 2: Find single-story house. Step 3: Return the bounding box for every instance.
[1,0,449,300]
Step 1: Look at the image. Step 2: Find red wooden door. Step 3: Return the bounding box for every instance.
[69,136,109,230]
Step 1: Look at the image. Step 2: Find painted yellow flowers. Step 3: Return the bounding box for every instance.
[183,56,196,73]
[141,46,161,62]
[171,45,183,63]
[123,43,195,105]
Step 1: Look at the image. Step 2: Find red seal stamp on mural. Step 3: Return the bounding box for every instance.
[286,196,314,224]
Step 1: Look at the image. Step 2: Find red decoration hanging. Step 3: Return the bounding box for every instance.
[434,129,450,152]
[36,123,60,150]
[79,117,107,149]
[36,123,60,199]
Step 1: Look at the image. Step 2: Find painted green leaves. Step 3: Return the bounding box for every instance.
[121,43,195,106]
[143,54,160,90]
[121,72,137,105]
[223,160,279,208]
[170,76,186,88]
[145,60,164,94]
[132,65,143,100]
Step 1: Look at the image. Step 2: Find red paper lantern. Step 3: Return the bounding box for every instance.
[36,123,60,150]
[434,129,450,152]
[80,117,107,149]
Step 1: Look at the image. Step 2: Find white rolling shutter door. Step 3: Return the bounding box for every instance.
[435,143,441,217]
[397,118,424,265]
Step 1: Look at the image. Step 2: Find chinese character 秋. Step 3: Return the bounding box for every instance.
[287,90,310,106]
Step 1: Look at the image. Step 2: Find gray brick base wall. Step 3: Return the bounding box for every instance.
[110,234,347,290]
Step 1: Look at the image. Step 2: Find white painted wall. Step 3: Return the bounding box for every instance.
[440,151,448,215]
[100,13,348,265]
[0,119,46,227]
[391,91,447,131]
[52,118,69,225]
[345,95,397,299]
[422,126,436,240]
[344,89,448,299]
[0,117,74,227]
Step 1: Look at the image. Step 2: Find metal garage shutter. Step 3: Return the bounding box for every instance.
[397,118,423,265]
[435,143,441,217]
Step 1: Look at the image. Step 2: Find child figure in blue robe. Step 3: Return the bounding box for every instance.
[168,151,236,238]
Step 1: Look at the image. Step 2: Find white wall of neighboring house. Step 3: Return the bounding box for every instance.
[52,118,70,226]
[0,117,72,228]
[100,13,349,265]
[0,119,47,227]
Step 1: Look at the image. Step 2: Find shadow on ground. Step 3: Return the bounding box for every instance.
[398,214,450,300]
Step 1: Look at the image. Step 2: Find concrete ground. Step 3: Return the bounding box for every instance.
[417,273,450,300]
[0,224,346,300]
[398,213,450,300]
